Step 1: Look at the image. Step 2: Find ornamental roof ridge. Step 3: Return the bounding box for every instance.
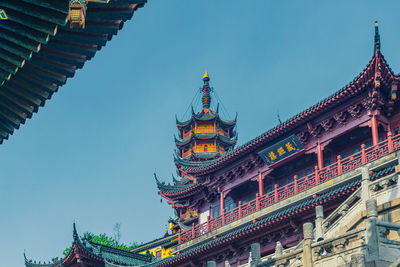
[87,240,153,263]
[24,252,59,267]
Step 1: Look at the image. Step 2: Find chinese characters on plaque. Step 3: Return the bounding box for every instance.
[258,135,304,165]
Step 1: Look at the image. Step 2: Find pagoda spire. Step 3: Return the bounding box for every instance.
[201,71,212,109]
[374,21,380,55]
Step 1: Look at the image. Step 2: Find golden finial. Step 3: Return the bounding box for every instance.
[203,71,209,79]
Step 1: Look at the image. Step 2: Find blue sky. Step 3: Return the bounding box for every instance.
[1,1,400,266]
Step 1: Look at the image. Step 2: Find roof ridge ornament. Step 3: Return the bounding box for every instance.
[73,222,79,242]
[374,21,381,55]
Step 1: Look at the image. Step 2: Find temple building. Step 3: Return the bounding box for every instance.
[174,72,237,162]
[156,72,238,230]
[26,22,400,267]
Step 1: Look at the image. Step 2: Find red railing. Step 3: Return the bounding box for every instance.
[178,132,400,244]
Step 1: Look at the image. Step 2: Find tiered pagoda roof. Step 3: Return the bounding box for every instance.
[174,72,238,161]
[0,0,146,144]
[157,72,238,203]
[24,223,153,267]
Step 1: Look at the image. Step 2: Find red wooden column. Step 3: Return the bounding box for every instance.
[191,223,195,239]
[314,165,320,185]
[316,143,324,170]
[274,184,279,202]
[361,144,367,164]
[371,115,379,145]
[220,191,225,224]
[388,131,394,152]
[258,171,264,196]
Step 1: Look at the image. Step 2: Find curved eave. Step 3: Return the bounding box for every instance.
[176,118,192,129]
[158,183,201,197]
[174,155,215,168]
[190,150,220,160]
[218,115,237,127]
[175,134,193,147]
[155,173,200,198]
[175,132,237,147]
[176,110,236,129]
[159,186,202,199]
[180,52,398,175]
[219,134,237,146]
[0,0,147,145]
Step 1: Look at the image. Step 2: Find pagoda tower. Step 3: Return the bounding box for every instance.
[174,72,237,167]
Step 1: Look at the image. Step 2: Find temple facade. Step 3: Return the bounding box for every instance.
[26,22,400,267]
[154,22,400,267]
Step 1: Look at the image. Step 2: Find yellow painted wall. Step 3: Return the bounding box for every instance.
[195,142,216,153]
[195,123,215,133]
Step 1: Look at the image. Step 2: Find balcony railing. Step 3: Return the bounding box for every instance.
[178,131,400,244]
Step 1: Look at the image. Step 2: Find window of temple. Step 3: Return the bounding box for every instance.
[212,206,220,218]
[269,153,316,184]
[204,145,208,152]
[323,159,331,167]
[325,126,372,161]
[230,180,258,204]
[224,196,236,211]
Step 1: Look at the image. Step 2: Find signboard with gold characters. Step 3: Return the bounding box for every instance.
[258,135,304,165]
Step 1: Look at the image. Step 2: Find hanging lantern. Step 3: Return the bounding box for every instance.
[68,0,87,29]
